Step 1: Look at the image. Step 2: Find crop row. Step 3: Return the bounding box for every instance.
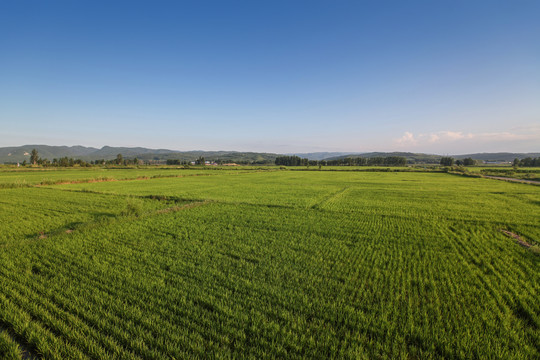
[0,170,538,358]
[1,204,538,358]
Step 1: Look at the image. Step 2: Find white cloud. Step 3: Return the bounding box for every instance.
[438,131,474,141]
[428,134,440,143]
[394,126,540,152]
[396,131,417,145]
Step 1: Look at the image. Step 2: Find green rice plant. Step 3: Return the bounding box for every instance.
[0,331,22,360]
[0,168,538,358]
[121,197,144,217]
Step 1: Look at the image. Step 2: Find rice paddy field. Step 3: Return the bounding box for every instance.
[0,167,538,359]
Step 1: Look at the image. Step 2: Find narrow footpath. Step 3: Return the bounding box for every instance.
[483,175,540,185]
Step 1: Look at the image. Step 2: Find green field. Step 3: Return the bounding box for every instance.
[0,168,538,359]
[0,167,252,187]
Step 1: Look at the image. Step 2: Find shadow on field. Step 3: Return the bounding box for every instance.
[513,302,539,330]
[90,212,117,221]
[405,334,456,359]
[0,321,39,360]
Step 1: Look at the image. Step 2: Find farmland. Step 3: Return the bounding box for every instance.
[0,168,539,359]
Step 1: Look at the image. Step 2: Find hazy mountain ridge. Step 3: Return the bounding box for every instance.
[0,145,279,164]
[86,146,181,159]
[1,145,538,164]
[287,152,362,161]
[297,152,540,162]
[0,145,98,162]
[452,152,540,161]
[320,152,440,163]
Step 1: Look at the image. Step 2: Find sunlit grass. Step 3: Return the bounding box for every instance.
[0,168,538,358]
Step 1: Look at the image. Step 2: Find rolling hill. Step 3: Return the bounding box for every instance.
[0,145,279,164]
[1,145,538,164]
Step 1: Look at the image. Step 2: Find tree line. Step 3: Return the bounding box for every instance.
[439,157,477,166]
[166,156,271,165]
[166,156,206,165]
[440,156,540,167]
[24,149,272,167]
[23,149,141,167]
[513,157,540,167]
[22,149,539,168]
[275,155,408,166]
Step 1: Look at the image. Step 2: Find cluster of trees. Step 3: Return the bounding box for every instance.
[26,149,92,167]
[107,154,141,165]
[323,156,407,166]
[166,157,206,165]
[275,156,309,166]
[53,157,92,167]
[440,157,477,166]
[23,157,93,167]
[166,159,188,165]
[23,150,141,167]
[166,157,271,166]
[275,155,408,167]
[456,158,476,166]
[92,155,141,166]
[440,157,454,166]
[513,157,540,167]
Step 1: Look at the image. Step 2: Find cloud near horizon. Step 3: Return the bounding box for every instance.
[395,126,540,153]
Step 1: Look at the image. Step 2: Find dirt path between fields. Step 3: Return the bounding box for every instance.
[500,230,532,248]
[483,176,540,185]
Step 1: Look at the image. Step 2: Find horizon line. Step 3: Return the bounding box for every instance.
[1,144,539,157]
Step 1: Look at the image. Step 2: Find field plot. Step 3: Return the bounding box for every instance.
[0,169,539,359]
[0,187,179,246]
[0,167,246,187]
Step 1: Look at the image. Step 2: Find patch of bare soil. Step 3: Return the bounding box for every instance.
[500,230,531,248]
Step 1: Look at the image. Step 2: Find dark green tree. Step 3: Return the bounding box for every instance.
[440,156,454,166]
[30,149,39,165]
[275,155,308,166]
[196,156,205,165]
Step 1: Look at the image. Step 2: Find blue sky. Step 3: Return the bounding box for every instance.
[1,1,539,154]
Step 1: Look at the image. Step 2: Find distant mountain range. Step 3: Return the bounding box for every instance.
[292,151,540,163]
[0,145,538,164]
[285,152,355,161]
[0,145,277,164]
